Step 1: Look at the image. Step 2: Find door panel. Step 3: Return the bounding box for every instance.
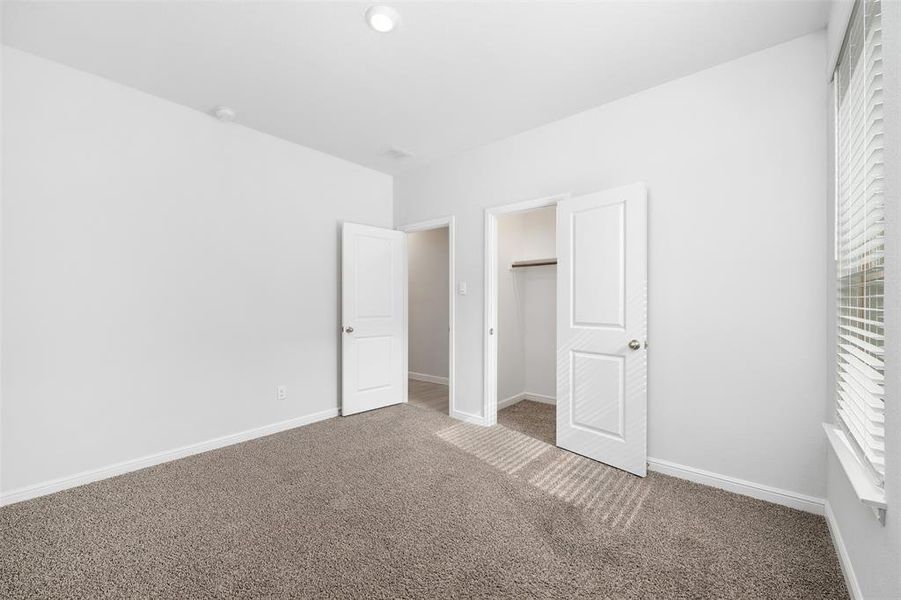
[342,223,406,416]
[355,234,394,318]
[557,183,647,476]
[572,202,625,328]
[571,351,624,438]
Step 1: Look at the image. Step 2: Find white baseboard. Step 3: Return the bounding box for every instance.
[450,409,487,426]
[408,371,449,385]
[647,457,825,515]
[497,393,526,409]
[824,501,864,600]
[498,392,555,410]
[0,407,340,507]
[524,392,555,405]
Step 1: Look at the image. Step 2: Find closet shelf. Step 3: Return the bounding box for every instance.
[511,258,557,268]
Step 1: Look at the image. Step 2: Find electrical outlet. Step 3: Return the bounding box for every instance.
[276,385,287,401]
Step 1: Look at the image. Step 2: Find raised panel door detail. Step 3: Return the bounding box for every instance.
[571,202,625,329]
[355,235,393,319]
[356,335,394,392]
[570,351,624,440]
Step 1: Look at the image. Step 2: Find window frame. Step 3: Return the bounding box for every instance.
[826,0,889,524]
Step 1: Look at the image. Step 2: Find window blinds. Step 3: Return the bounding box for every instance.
[835,0,886,483]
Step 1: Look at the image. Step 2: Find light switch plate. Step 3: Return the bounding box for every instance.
[457,281,467,296]
[276,385,287,401]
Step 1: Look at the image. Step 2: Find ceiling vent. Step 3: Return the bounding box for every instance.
[385,146,413,160]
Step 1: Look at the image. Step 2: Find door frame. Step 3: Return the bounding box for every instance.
[397,216,457,418]
[483,194,569,426]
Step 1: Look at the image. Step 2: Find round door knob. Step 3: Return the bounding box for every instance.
[629,339,641,350]
[345,326,354,333]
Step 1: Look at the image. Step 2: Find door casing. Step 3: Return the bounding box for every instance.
[482,194,569,426]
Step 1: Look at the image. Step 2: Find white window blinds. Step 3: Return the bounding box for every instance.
[835,0,886,483]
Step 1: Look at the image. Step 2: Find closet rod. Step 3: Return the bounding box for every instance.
[511,258,557,268]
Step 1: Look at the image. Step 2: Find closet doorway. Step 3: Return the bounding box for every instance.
[494,205,557,444]
[484,185,649,475]
[483,195,562,436]
[399,217,455,416]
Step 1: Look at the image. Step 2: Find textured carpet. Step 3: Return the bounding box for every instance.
[0,404,847,599]
[407,378,449,414]
[497,399,556,444]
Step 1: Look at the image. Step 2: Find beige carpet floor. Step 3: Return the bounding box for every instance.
[410,381,556,448]
[497,399,556,444]
[0,404,847,599]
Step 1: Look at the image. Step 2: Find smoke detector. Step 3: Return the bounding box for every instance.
[212,106,237,122]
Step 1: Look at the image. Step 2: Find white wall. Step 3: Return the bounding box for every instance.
[496,213,526,402]
[521,268,555,400]
[408,227,449,380]
[395,32,828,499]
[496,207,555,403]
[0,48,393,495]
[825,2,901,598]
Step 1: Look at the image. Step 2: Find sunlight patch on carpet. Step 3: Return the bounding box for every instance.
[528,451,652,530]
[437,422,651,530]
[436,423,549,474]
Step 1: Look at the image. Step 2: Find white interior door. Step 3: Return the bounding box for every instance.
[556,183,648,476]
[341,222,407,416]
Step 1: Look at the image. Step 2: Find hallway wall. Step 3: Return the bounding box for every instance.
[407,227,449,381]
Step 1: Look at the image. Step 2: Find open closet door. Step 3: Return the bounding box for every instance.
[341,223,407,416]
[556,183,648,476]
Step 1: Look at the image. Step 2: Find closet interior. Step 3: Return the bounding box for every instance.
[496,205,557,444]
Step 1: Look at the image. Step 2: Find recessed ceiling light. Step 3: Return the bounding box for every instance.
[365,6,400,33]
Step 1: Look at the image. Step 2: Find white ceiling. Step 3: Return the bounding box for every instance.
[2,1,829,174]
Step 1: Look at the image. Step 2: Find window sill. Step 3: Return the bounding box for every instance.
[823,423,887,523]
